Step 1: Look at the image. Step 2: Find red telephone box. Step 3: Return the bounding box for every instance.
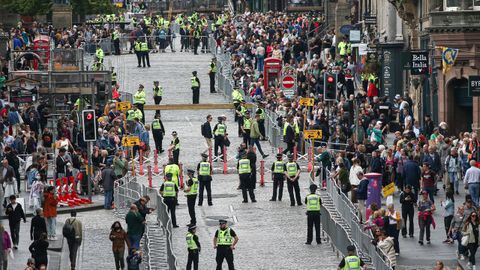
[263,57,282,88]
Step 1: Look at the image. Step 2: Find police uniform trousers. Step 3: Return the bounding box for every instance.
[163,197,177,226]
[141,51,150,67]
[193,38,200,55]
[173,149,180,165]
[152,129,163,152]
[258,119,266,138]
[240,173,255,202]
[214,136,225,159]
[307,211,321,244]
[287,177,302,206]
[154,96,162,115]
[186,194,197,225]
[233,103,240,122]
[114,39,120,55]
[237,117,244,137]
[216,246,234,270]
[198,176,212,206]
[283,141,295,155]
[209,72,216,93]
[187,249,199,270]
[134,103,145,123]
[271,174,284,201]
[136,51,142,67]
[242,130,251,147]
[192,87,200,104]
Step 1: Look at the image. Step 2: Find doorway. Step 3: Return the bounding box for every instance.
[447,77,472,135]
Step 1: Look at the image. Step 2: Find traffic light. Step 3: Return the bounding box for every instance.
[324,72,338,101]
[82,110,97,142]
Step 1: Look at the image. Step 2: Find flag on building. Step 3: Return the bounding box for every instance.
[442,47,459,74]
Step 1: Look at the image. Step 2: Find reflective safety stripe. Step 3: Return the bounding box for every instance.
[152,119,162,130]
[209,62,217,73]
[306,194,321,211]
[140,42,148,51]
[199,162,210,176]
[343,256,360,270]
[217,228,233,246]
[243,119,251,130]
[163,181,176,197]
[187,178,198,195]
[215,124,226,136]
[286,162,298,177]
[191,77,199,87]
[238,159,251,174]
[153,86,163,97]
[283,123,289,136]
[186,232,198,250]
[273,161,284,173]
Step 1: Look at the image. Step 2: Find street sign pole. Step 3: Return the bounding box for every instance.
[87,142,92,201]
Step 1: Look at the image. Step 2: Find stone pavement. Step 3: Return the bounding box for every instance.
[110,41,341,269]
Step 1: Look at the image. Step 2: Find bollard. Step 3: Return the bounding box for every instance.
[179,163,184,189]
[293,145,298,160]
[223,147,228,175]
[259,160,265,187]
[208,147,213,168]
[147,165,153,188]
[307,146,313,172]
[153,150,159,174]
[278,147,283,154]
[139,150,144,176]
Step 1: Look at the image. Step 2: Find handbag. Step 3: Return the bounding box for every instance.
[461,234,469,246]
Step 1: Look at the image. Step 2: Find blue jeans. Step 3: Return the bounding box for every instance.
[469,183,480,206]
[257,55,264,72]
[250,138,265,156]
[128,234,141,249]
[104,190,113,209]
[448,172,459,192]
[46,217,56,238]
[424,187,435,203]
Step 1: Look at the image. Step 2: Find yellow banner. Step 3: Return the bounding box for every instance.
[382,182,395,197]
[442,47,458,74]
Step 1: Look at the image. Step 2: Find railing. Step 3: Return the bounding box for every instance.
[114,175,178,270]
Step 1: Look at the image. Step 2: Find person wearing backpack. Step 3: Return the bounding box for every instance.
[63,211,82,270]
[201,115,213,154]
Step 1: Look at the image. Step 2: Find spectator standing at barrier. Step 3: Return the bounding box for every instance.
[214,219,238,270]
[209,57,217,93]
[185,169,199,226]
[31,208,47,241]
[5,194,26,249]
[133,85,146,123]
[305,184,322,245]
[186,224,200,270]
[356,172,369,223]
[271,153,285,201]
[285,154,302,206]
[201,115,213,153]
[160,173,179,228]
[170,131,181,165]
[238,153,256,203]
[197,153,213,206]
[113,150,127,179]
[64,211,82,270]
[191,71,201,104]
[110,221,130,270]
[101,162,116,210]
[151,114,165,153]
[125,204,145,249]
[418,190,436,245]
[213,116,226,161]
[44,186,58,240]
[400,185,417,238]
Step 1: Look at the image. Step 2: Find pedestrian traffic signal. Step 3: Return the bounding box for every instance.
[324,72,337,101]
[82,110,97,142]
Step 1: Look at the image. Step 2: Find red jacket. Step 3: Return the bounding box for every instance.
[367,82,378,97]
[43,192,58,218]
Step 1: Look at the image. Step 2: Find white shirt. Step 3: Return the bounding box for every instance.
[349,165,363,186]
[464,166,480,184]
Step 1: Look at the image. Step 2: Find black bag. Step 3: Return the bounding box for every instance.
[62,219,76,240]
[201,123,206,137]
[224,137,231,147]
[341,181,351,193]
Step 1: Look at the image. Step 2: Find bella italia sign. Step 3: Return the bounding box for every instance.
[410,51,429,75]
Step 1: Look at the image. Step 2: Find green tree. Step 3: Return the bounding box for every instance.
[0,0,52,16]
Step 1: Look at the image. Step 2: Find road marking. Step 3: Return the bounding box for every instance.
[184,116,194,127]
[229,204,238,223]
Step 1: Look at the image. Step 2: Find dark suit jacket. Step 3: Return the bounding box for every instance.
[0,165,15,184]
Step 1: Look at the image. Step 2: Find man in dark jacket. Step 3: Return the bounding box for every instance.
[202,115,213,153]
[4,146,20,192]
[5,195,26,249]
[56,148,69,179]
[30,208,47,241]
[402,156,421,197]
[101,163,116,209]
[399,185,417,238]
[370,150,384,173]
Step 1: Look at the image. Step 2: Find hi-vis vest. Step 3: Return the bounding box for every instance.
[186,232,198,250]
[153,86,163,97]
[215,123,226,136]
[199,162,210,176]
[283,122,290,136]
[191,77,199,87]
[273,161,285,173]
[152,119,162,130]
[286,162,298,177]
[306,194,321,211]
[163,181,176,197]
[342,256,361,270]
[217,228,233,246]
[238,159,251,174]
[140,42,148,51]
[232,90,243,103]
[135,41,141,51]
[209,62,217,73]
[243,118,251,130]
[164,164,180,185]
[186,177,198,195]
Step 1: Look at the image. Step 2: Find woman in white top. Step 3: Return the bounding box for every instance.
[349,158,363,204]
[386,204,401,255]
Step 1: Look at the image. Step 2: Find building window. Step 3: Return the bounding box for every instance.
[444,0,460,11]
[474,0,480,10]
